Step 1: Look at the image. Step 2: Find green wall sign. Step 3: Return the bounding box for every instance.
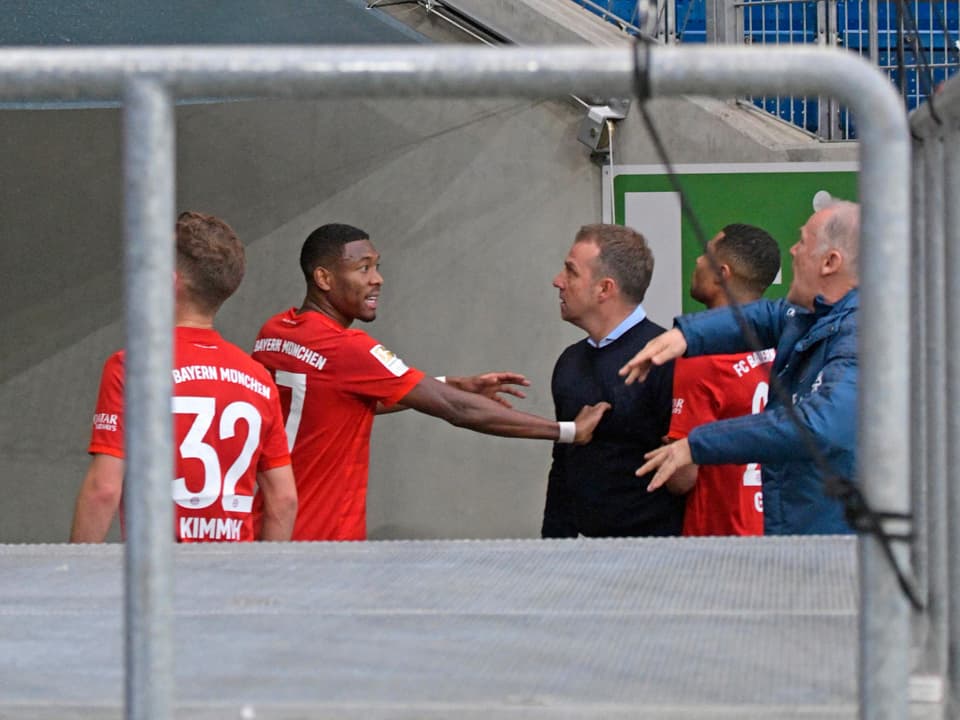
[602,163,858,325]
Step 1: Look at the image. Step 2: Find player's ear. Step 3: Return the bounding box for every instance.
[312,265,333,292]
[597,276,616,300]
[821,248,843,276]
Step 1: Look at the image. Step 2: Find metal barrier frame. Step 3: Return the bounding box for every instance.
[911,80,960,715]
[0,44,909,719]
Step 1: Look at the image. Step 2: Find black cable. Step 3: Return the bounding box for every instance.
[894,0,942,123]
[631,37,924,611]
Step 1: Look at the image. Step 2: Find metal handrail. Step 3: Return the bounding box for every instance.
[0,43,909,719]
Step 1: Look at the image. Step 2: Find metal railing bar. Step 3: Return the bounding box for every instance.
[121,75,175,720]
[0,42,909,718]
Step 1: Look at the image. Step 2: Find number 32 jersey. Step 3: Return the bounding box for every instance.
[252,308,425,541]
[668,350,774,537]
[88,326,291,542]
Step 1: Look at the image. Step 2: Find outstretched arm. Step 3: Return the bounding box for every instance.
[398,376,609,444]
[619,328,688,385]
[621,300,785,386]
[377,372,531,414]
[70,454,124,543]
[444,372,530,408]
[643,329,856,489]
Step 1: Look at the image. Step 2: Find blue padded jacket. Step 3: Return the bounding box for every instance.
[677,289,858,535]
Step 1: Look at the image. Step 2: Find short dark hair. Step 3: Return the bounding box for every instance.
[715,223,781,296]
[300,223,369,282]
[575,223,654,304]
[176,211,245,313]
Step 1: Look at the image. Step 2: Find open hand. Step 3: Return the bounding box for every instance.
[618,328,687,385]
[636,438,693,492]
[572,402,612,444]
[448,372,530,409]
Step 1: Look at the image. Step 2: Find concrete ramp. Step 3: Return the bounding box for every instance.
[1,537,857,718]
[0,0,423,48]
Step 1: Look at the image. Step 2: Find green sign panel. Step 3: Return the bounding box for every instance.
[603,163,858,324]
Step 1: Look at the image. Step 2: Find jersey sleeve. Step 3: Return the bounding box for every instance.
[668,357,721,441]
[88,352,126,458]
[337,332,426,406]
[257,378,292,471]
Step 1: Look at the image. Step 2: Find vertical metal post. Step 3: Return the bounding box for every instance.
[910,137,929,663]
[946,121,960,719]
[921,134,948,686]
[847,67,910,720]
[648,44,911,715]
[826,0,841,138]
[857,229,912,714]
[868,0,879,64]
[655,0,667,41]
[706,0,738,42]
[817,0,831,137]
[665,0,676,44]
[122,75,176,720]
[896,10,908,104]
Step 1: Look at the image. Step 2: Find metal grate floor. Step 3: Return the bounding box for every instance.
[0,537,860,719]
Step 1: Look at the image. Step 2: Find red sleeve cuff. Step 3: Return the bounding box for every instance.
[88,444,124,459]
[379,369,426,407]
[258,454,292,472]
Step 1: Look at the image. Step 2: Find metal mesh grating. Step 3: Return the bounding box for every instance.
[0,536,858,719]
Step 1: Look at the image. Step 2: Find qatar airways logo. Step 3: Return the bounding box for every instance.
[93,413,118,432]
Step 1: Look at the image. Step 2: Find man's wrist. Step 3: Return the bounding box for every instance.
[557,421,576,444]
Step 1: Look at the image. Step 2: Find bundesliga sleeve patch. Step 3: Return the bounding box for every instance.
[370,344,410,377]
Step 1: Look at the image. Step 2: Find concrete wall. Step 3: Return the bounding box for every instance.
[0,1,858,543]
[0,95,597,542]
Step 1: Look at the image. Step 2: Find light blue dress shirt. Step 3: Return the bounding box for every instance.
[586,304,647,348]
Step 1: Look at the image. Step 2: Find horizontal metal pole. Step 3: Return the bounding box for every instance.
[0,45,639,101]
[0,45,910,121]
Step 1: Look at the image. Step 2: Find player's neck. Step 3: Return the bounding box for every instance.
[586,301,637,345]
[703,277,760,310]
[176,319,215,330]
[175,306,215,329]
[708,285,759,309]
[299,297,351,328]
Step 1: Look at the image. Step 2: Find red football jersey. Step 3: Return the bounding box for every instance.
[668,350,774,536]
[88,326,291,543]
[251,308,425,541]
